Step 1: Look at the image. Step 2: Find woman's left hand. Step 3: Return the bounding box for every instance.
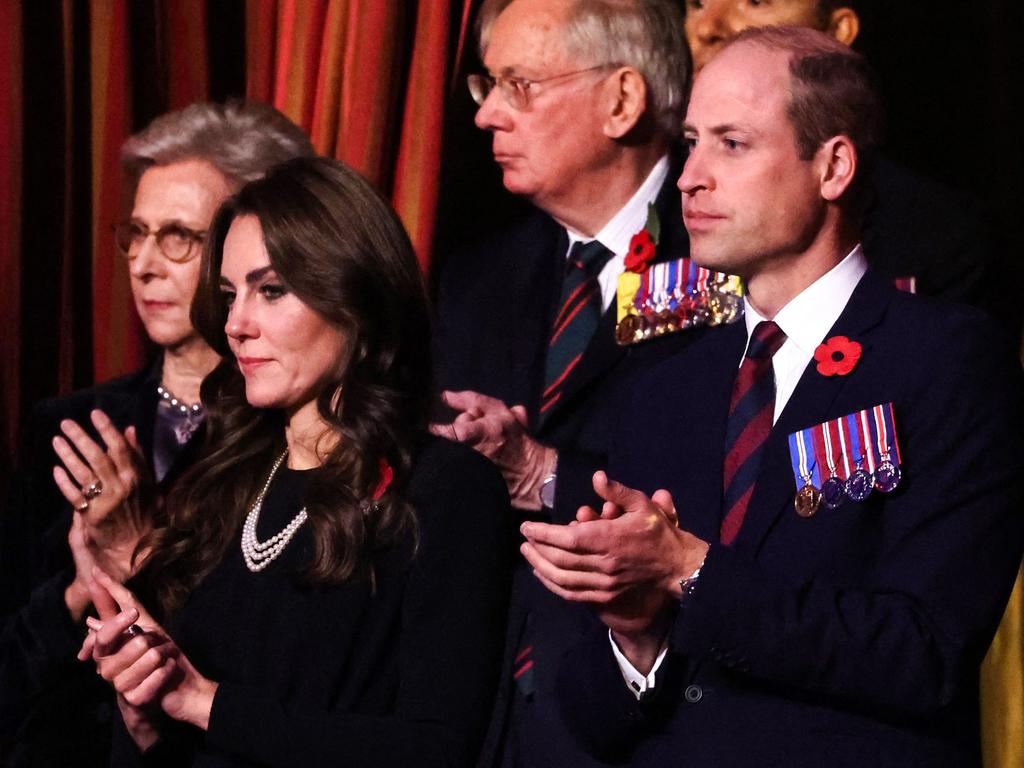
[52,409,154,538]
[80,569,219,732]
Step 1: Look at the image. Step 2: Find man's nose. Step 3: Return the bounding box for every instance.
[473,84,511,132]
[678,146,712,196]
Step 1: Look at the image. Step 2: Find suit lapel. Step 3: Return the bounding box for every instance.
[734,271,893,553]
[677,322,747,543]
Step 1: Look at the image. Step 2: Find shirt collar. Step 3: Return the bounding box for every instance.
[743,244,868,355]
[565,155,670,257]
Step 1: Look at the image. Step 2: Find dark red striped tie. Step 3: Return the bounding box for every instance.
[540,240,612,420]
[720,320,787,545]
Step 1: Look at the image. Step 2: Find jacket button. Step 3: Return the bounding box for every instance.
[684,684,703,703]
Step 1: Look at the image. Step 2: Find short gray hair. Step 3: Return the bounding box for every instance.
[478,0,688,136]
[120,99,315,189]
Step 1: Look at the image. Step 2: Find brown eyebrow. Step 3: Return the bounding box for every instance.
[218,265,275,289]
[683,122,745,136]
[244,265,275,284]
[129,216,204,231]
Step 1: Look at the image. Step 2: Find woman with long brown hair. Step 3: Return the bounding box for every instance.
[79,156,511,766]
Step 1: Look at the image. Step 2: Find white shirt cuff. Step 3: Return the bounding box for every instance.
[608,629,669,700]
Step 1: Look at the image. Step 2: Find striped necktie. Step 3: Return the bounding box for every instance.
[540,240,612,419]
[720,320,787,545]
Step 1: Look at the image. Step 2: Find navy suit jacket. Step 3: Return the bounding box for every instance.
[557,270,1024,767]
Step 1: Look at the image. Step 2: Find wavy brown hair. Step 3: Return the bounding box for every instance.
[137,156,433,616]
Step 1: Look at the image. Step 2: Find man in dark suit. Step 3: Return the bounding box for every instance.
[522,26,1024,766]
[433,1,696,764]
[435,0,691,511]
[683,0,1008,334]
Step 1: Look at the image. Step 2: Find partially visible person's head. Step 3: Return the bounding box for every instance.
[678,26,881,278]
[471,0,687,216]
[116,100,314,351]
[148,156,431,615]
[684,0,859,73]
[120,100,316,189]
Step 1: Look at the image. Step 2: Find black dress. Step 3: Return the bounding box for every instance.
[111,435,513,767]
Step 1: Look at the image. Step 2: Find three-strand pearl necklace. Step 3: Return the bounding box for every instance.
[240,449,308,573]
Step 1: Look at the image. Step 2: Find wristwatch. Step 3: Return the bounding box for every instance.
[539,472,557,509]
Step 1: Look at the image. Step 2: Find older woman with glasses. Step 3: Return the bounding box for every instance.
[0,100,312,764]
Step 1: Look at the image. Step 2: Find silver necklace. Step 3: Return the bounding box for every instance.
[240,450,308,573]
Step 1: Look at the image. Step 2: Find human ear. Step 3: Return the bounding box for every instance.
[602,67,647,139]
[817,135,857,202]
[827,7,860,47]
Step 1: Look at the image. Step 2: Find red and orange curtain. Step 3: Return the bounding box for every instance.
[1,0,476,447]
[244,0,470,271]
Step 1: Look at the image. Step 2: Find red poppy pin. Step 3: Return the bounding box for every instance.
[372,458,394,500]
[625,202,661,273]
[814,335,862,376]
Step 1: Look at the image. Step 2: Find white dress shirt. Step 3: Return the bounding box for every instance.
[564,155,670,310]
[743,244,868,422]
[612,244,868,698]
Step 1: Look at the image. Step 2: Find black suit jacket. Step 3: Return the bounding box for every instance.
[0,359,201,766]
[558,271,1024,766]
[436,167,705,768]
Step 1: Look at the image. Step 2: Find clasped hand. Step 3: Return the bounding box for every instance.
[78,569,217,748]
[521,472,709,642]
[430,390,556,510]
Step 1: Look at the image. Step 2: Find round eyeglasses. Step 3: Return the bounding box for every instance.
[113,221,206,263]
[468,64,614,110]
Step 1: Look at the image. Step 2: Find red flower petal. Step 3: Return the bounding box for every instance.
[626,230,656,273]
[372,458,393,500]
[814,336,862,377]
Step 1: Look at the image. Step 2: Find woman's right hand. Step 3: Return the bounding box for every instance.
[78,573,176,752]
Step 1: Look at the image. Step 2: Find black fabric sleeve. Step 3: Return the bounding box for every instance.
[203,446,513,768]
[0,570,84,745]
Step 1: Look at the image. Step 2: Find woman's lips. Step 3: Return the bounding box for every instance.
[142,300,175,310]
[237,357,272,373]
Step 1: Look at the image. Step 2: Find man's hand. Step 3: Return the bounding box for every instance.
[521,472,709,663]
[430,390,556,510]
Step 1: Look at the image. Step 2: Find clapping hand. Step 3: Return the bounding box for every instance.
[430,390,556,510]
[78,569,218,748]
[52,410,154,617]
[520,472,709,671]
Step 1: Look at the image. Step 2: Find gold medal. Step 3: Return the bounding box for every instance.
[616,314,640,345]
[794,483,822,518]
